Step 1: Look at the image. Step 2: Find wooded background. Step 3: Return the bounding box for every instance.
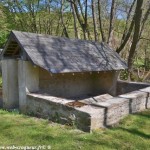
[0,0,150,81]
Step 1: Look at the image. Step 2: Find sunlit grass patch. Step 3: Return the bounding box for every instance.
[0,109,149,150]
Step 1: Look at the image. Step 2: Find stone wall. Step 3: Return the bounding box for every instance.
[94,97,130,126]
[2,59,150,132]
[39,68,119,97]
[119,91,148,113]
[98,87,150,127]
[26,93,105,132]
[26,86,150,132]
[140,87,150,109]
[2,59,19,109]
[2,60,39,111]
[117,80,150,95]
[18,60,39,113]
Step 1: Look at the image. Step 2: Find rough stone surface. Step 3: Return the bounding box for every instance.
[117,80,150,95]
[119,91,147,113]
[79,94,113,104]
[91,97,130,126]
[2,59,19,109]
[26,93,131,130]
[140,87,150,108]
[140,87,150,93]
[76,105,105,129]
[39,68,119,97]
[27,93,105,132]
[18,60,39,113]
[25,84,150,132]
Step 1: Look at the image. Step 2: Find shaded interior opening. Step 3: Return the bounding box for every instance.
[4,40,21,58]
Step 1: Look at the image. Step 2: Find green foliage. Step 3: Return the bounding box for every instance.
[0,0,149,81]
[0,4,12,48]
[119,70,129,80]
[0,109,150,149]
[0,31,8,48]
[145,58,150,70]
[134,59,145,68]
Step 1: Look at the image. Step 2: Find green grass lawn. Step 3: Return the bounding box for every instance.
[0,109,150,150]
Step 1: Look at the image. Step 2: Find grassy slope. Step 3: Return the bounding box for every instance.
[0,109,149,150]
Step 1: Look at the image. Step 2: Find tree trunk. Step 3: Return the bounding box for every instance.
[128,0,143,77]
[71,1,79,39]
[121,0,136,43]
[139,4,150,41]
[60,0,69,38]
[116,17,135,53]
[107,0,116,47]
[72,0,88,39]
[98,0,106,42]
[92,0,98,41]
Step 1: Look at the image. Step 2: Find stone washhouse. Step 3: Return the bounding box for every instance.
[1,31,150,132]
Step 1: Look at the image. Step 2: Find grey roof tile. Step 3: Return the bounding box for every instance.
[2,30,127,73]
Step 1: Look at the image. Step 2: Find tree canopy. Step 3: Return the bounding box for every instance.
[0,0,150,81]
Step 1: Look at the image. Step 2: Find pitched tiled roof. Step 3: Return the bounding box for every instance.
[2,30,127,73]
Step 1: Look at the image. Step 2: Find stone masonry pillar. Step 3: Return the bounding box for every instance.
[2,59,19,109]
[18,60,39,113]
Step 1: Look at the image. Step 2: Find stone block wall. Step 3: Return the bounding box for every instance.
[2,59,150,132]
[95,98,130,126]
[140,87,150,109]
[39,68,119,97]
[2,59,19,109]
[18,60,39,113]
[119,91,148,113]
[26,93,105,132]
[117,80,150,95]
[26,85,150,132]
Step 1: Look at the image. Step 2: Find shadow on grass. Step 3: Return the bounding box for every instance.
[132,113,150,119]
[118,127,150,139]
